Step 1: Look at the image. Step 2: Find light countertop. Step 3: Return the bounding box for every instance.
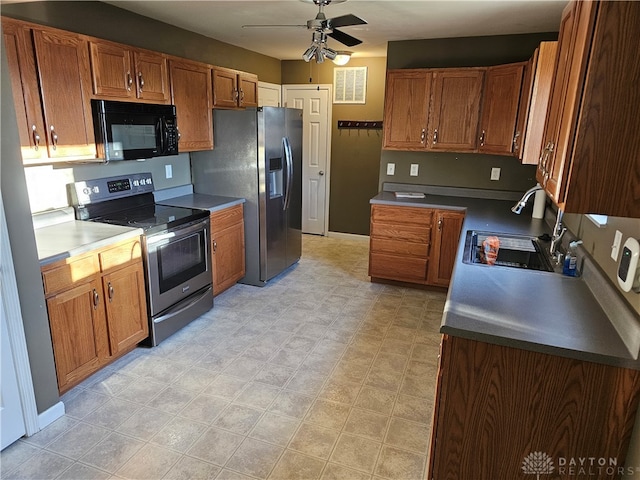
[157,193,245,213]
[35,220,143,267]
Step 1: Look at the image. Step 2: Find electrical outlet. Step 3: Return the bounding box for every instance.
[611,230,623,261]
[386,163,395,175]
[490,167,501,181]
[410,164,419,176]
[165,164,173,179]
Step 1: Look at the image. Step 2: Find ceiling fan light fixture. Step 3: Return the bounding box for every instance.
[303,44,318,62]
[322,46,337,60]
[332,50,351,65]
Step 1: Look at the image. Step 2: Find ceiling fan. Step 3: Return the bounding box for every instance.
[242,0,367,63]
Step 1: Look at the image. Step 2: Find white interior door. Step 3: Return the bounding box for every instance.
[1,196,27,450]
[258,81,282,107]
[1,302,26,449]
[283,84,331,235]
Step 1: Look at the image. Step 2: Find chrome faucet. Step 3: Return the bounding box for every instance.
[549,209,567,261]
[511,184,543,214]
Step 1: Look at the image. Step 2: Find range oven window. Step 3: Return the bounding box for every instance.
[156,231,207,293]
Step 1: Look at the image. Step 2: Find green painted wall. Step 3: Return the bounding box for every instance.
[0,1,281,83]
[282,57,386,235]
[1,38,60,414]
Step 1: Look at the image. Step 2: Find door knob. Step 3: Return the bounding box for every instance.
[319,171,325,176]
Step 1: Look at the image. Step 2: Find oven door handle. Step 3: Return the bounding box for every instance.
[146,219,209,248]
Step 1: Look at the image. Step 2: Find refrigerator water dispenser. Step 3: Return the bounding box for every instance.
[269,157,283,198]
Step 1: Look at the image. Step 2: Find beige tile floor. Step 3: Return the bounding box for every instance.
[1,234,444,480]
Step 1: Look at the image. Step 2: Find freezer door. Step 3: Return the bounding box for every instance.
[285,108,303,267]
[263,107,288,281]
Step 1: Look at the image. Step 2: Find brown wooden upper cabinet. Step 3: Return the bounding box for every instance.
[513,42,557,164]
[429,69,485,152]
[382,70,432,150]
[537,0,640,217]
[2,17,98,164]
[383,68,485,153]
[89,40,170,103]
[212,66,259,109]
[169,58,214,151]
[477,63,525,155]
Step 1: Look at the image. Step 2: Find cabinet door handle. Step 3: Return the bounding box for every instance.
[176,127,181,142]
[240,89,245,102]
[432,129,438,144]
[138,72,144,91]
[108,282,114,302]
[479,130,486,147]
[512,131,520,151]
[93,289,99,309]
[126,71,133,91]
[438,218,443,231]
[213,240,217,253]
[420,129,426,144]
[31,125,40,150]
[233,89,239,101]
[49,125,58,150]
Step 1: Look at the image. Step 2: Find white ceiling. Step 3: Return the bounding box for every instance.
[104,0,567,60]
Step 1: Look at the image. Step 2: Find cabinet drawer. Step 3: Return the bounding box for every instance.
[370,223,431,243]
[99,238,142,272]
[371,205,433,226]
[370,238,429,258]
[42,255,99,295]
[211,204,243,232]
[369,253,428,282]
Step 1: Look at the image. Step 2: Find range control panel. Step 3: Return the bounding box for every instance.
[68,173,154,206]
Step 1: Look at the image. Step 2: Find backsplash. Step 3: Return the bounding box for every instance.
[563,213,640,317]
[24,153,192,213]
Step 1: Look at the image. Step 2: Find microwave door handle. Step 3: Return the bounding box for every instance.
[282,137,293,211]
[157,117,164,153]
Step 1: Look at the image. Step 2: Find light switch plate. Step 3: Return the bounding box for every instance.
[410,164,419,176]
[165,164,173,179]
[490,167,501,181]
[386,163,395,175]
[612,230,623,261]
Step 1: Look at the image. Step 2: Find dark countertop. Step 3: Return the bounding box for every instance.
[371,191,639,370]
[157,193,245,213]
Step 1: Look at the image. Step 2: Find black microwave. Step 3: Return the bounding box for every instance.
[92,100,179,161]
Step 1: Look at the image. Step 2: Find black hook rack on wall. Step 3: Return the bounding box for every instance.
[337,120,383,129]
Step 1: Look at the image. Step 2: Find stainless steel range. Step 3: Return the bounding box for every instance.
[69,173,213,346]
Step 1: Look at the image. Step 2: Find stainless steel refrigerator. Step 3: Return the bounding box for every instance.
[191,107,303,286]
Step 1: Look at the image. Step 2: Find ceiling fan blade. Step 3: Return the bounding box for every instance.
[241,24,306,28]
[327,14,367,29]
[328,28,362,47]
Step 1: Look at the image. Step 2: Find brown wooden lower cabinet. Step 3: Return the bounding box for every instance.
[368,204,464,287]
[428,335,640,480]
[210,204,246,296]
[41,237,148,393]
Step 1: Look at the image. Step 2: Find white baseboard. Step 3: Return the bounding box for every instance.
[326,231,369,242]
[37,401,65,432]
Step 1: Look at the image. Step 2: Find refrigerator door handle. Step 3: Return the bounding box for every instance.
[282,136,294,211]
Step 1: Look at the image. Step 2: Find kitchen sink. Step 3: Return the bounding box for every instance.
[463,230,555,272]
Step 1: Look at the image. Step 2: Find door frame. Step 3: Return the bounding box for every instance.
[282,84,332,236]
[257,81,282,107]
[0,196,40,443]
